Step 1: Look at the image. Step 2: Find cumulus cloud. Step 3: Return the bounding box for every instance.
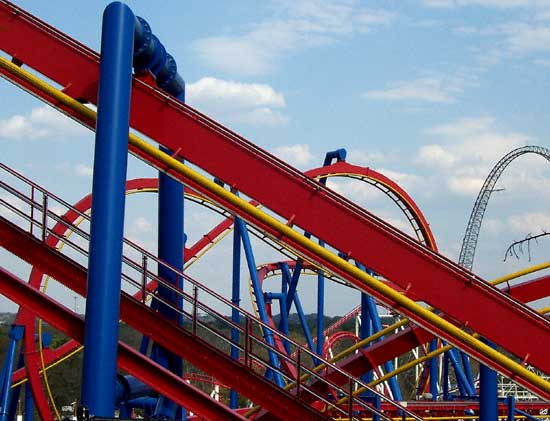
[416,144,456,168]
[418,116,533,197]
[272,144,315,168]
[192,1,395,76]
[133,216,153,234]
[507,212,550,234]
[363,74,477,104]
[187,77,288,127]
[75,164,93,177]
[0,105,87,140]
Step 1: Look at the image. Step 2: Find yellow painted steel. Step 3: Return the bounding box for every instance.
[491,261,550,287]
[1,56,549,399]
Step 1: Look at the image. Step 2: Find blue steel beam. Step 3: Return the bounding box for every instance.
[80,2,134,417]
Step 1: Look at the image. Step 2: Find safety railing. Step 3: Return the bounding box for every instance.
[0,161,425,421]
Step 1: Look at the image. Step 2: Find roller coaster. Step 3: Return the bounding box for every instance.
[0,1,550,420]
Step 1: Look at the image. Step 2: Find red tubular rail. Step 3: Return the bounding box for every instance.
[1,0,550,391]
[0,217,329,421]
[0,267,247,421]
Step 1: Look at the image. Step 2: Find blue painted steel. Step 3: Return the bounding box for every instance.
[230,217,241,409]
[237,219,284,388]
[284,259,302,314]
[429,339,439,400]
[133,17,185,100]
[323,148,347,166]
[23,382,33,421]
[480,340,498,421]
[0,325,24,421]
[81,3,134,416]
[280,263,316,354]
[507,395,515,421]
[447,348,474,396]
[133,13,186,419]
[442,351,450,400]
[357,264,402,401]
[316,243,325,359]
[460,352,475,391]
[360,293,374,385]
[7,349,24,421]
[515,408,539,421]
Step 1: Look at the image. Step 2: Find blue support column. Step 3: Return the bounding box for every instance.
[280,263,315,355]
[316,253,325,359]
[0,325,24,421]
[23,382,33,421]
[447,348,474,396]
[442,351,450,400]
[507,395,515,421]
[230,217,241,409]
[429,339,439,400]
[357,264,402,400]
[238,219,284,388]
[360,293,374,384]
[80,3,134,416]
[480,340,498,421]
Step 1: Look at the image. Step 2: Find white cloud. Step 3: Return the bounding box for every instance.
[416,144,456,168]
[419,116,533,197]
[187,77,288,127]
[0,105,87,140]
[75,164,93,177]
[363,74,477,104]
[133,216,153,234]
[272,144,315,168]
[347,149,387,166]
[192,1,395,76]
[447,175,485,195]
[507,212,550,234]
[505,24,550,53]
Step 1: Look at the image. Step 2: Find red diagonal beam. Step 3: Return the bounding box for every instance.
[0,217,328,420]
[1,0,550,376]
[0,267,246,421]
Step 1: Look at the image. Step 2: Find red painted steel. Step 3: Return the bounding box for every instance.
[0,267,247,421]
[1,0,549,378]
[504,274,550,304]
[304,161,437,251]
[0,217,329,420]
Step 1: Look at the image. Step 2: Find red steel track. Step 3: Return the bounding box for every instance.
[0,216,329,421]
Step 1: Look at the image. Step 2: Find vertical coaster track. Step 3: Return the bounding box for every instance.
[459,145,550,271]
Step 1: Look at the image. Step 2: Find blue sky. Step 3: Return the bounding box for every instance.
[2,0,550,315]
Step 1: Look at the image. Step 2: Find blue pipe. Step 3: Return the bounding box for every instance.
[460,352,475,391]
[23,382,33,421]
[7,348,25,421]
[480,340,498,421]
[316,243,325,360]
[0,326,24,421]
[429,339,439,400]
[285,259,302,314]
[357,264,402,400]
[280,264,316,355]
[133,13,187,420]
[442,351,450,400]
[507,395,515,421]
[447,348,474,396]
[237,219,284,388]
[360,293,374,385]
[81,3,134,416]
[230,217,241,409]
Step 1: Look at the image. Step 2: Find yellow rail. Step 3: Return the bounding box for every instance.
[1,56,549,401]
